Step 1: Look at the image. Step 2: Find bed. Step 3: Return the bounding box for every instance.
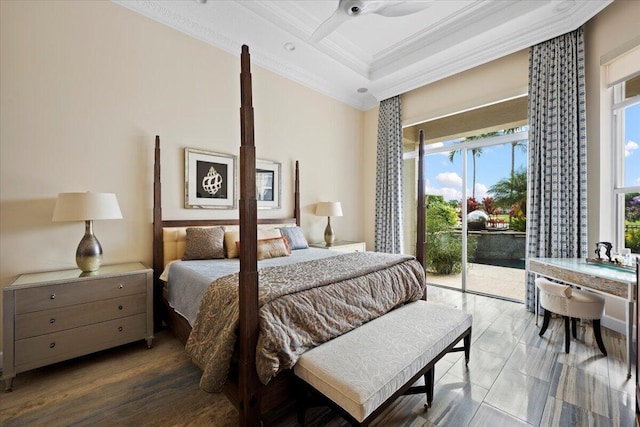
[152,45,428,424]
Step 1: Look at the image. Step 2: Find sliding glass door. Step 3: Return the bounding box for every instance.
[419,130,528,301]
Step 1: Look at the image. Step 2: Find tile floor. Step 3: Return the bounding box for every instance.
[390,285,636,427]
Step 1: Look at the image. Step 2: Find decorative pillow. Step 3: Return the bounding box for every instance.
[277,226,309,250]
[224,228,282,258]
[281,236,292,254]
[235,237,290,260]
[182,227,225,260]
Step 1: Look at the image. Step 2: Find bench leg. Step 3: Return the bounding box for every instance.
[424,369,434,409]
[571,317,577,339]
[464,332,471,365]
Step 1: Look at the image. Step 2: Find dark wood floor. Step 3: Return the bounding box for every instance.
[1,285,635,426]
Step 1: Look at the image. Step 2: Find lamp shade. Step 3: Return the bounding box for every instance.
[52,192,123,222]
[315,201,343,217]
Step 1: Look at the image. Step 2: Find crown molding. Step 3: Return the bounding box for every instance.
[372,0,613,101]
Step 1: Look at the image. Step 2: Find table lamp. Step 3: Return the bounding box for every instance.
[52,192,123,272]
[315,201,343,247]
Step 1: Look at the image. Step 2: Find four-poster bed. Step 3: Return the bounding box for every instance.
[152,45,431,424]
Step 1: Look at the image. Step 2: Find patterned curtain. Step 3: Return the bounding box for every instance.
[525,27,588,311]
[375,96,404,254]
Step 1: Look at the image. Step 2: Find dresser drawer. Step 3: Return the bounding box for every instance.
[14,273,147,314]
[15,293,147,340]
[15,313,147,370]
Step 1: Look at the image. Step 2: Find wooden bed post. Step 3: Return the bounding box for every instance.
[294,161,300,226]
[153,135,164,328]
[238,44,261,426]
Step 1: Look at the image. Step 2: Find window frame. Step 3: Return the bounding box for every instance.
[611,82,640,253]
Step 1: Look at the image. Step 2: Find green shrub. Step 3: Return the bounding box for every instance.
[510,216,527,232]
[424,196,477,274]
[626,228,640,253]
[427,232,463,274]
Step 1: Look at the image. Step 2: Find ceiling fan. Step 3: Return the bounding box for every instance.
[310,0,431,43]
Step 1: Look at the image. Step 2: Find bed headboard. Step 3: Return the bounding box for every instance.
[160,223,296,268]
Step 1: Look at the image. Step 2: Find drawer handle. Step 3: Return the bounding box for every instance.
[50,293,56,300]
[118,305,123,310]
[119,284,124,289]
[49,318,56,324]
[49,342,56,349]
[118,326,123,332]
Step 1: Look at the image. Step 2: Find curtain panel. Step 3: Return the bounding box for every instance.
[375,96,404,254]
[525,27,588,311]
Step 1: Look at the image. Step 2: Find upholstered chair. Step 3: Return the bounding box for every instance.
[536,277,607,355]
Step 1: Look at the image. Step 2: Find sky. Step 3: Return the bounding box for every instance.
[423,104,640,204]
[423,139,528,204]
[624,103,640,188]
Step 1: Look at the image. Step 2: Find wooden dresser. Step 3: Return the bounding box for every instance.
[2,262,153,391]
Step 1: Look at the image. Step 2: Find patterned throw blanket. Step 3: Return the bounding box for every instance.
[185,252,426,392]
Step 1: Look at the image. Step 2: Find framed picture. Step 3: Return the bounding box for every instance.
[256,159,281,210]
[185,148,237,209]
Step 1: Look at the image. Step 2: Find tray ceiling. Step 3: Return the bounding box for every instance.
[114,0,612,110]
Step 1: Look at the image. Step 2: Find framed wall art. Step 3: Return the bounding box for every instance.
[256,159,281,210]
[185,148,237,209]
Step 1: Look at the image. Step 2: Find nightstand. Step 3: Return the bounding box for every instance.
[2,262,153,391]
[310,241,366,253]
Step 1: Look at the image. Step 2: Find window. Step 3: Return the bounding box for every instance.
[612,74,640,255]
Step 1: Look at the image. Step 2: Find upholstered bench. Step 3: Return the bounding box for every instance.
[294,300,473,426]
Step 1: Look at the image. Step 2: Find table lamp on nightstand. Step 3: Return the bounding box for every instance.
[52,192,123,272]
[315,201,343,247]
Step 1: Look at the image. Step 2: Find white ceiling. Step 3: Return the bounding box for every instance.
[114,0,612,110]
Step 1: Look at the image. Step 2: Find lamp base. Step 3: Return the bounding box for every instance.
[76,220,103,272]
[324,218,335,247]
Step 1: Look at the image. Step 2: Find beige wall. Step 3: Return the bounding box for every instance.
[584,0,640,326]
[585,0,640,248]
[0,0,364,346]
[402,50,530,127]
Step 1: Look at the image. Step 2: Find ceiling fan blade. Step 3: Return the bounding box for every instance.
[375,1,432,17]
[310,9,350,42]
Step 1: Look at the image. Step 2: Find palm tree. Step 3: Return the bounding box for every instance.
[489,168,527,215]
[448,134,494,199]
[504,127,528,186]
[448,127,526,200]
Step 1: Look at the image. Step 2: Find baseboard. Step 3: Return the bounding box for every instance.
[602,314,633,336]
